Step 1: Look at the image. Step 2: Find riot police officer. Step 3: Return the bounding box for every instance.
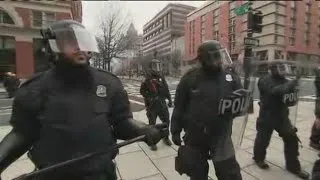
[312,157,320,180]
[140,59,172,151]
[253,62,309,179]
[3,72,20,98]
[0,20,163,180]
[171,40,248,180]
[310,67,320,150]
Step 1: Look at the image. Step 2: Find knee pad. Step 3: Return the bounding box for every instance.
[175,146,209,176]
[214,156,242,180]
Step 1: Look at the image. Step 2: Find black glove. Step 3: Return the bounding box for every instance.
[172,133,182,146]
[168,101,173,108]
[143,126,162,146]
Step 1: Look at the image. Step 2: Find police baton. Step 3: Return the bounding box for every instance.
[12,123,168,180]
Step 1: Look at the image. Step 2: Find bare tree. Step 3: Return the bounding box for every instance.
[94,2,135,71]
[170,50,183,77]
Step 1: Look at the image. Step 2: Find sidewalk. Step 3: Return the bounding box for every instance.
[1,101,319,180]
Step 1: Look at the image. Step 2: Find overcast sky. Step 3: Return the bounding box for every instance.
[82,1,206,35]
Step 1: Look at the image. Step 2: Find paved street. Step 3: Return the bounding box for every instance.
[0,101,319,180]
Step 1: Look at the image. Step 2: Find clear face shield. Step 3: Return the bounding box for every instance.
[151,62,161,72]
[48,27,99,64]
[208,48,233,69]
[276,63,293,76]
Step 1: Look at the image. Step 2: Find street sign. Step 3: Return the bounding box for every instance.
[244,37,259,47]
[234,2,250,16]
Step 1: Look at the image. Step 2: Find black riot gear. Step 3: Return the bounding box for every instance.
[145,59,162,77]
[253,64,309,179]
[171,41,246,180]
[40,20,98,66]
[197,40,232,72]
[0,20,163,180]
[140,62,172,150]
[310,67,320,150]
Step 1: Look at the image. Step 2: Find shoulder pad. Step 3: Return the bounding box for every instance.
[96,68,119,78]
[183,67,199,76]
[96,68,116,76]
[19,72,45,88]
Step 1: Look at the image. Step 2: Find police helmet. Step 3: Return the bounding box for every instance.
[268,61,293,76]
[40,20,99,62]
[197,40,232,69]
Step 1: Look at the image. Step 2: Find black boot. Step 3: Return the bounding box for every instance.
[287,169,309,179]
[150,145,157,151]
[255,160,270,169]
[163,137,172,146]
[310,141,320,151]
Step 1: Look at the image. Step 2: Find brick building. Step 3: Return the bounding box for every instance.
[0,1,82,79]
[142,3,195,74]
[185,0,320,65]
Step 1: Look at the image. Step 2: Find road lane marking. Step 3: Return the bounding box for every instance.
[129,99,145,106]
[0,106,11,110]
[0,112,11,115]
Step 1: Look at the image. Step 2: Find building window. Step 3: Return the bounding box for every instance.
[201,15,206,22]
[32,11,56,27]
[289,38,295,46]
[214,17,219,24]
[0,36,15,49]
[214,8,220,17]
[201,15,206,43]
[33,11,42,27]
[275,25,279,33]
[230,10,236,18]
[304,32,308,40]
[306,4,311,12]
[231,42,236,50]
[274,50,282,60]
[306,40,310,46]
[291,1,296,9]
[290,17,296,27]
[291,29,295,37]
[0,9,14,24]
[229,2,236,10]
[214,31,219,40]
[229,18,236,25]
[305,15,311,24]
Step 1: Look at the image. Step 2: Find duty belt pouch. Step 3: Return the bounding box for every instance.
[175,145,207,176]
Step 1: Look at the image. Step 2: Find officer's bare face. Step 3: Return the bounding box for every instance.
[62,42,89,65]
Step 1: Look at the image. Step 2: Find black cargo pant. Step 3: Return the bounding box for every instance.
[253,118,301,172]
[188,155,242,180]
[310,122,320,144]
[181,133,242,180]
[146,99,170,137]
[312,159,320,180]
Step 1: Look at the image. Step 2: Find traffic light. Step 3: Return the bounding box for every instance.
[248,11,263,33]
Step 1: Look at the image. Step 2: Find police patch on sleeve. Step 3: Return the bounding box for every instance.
[96,85,107,97]
[226,74,233,82]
